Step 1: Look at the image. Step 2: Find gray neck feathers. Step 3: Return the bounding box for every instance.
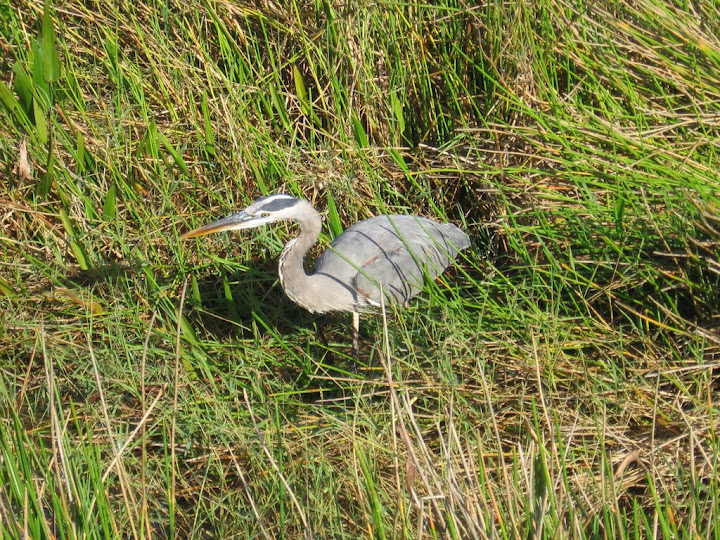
[277,209,323,312]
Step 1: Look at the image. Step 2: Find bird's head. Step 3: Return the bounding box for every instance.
[180,193,315,239]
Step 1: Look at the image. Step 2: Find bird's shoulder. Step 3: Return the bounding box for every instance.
[319,214,467,265]
[319,215,422,263]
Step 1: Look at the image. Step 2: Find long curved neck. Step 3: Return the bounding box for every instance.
[277,210,323,311]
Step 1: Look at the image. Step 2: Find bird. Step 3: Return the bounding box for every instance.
[181,193,470,354]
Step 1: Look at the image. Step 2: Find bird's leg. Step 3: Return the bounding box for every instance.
[352,311,360,361]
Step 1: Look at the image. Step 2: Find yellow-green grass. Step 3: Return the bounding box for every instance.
[1,0,719,537]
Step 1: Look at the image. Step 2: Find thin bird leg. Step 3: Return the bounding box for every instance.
[352,311,360,359]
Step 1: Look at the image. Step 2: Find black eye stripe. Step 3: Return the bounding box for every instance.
[256,195,297,212]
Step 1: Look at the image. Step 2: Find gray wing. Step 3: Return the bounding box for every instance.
[314,215,469,308]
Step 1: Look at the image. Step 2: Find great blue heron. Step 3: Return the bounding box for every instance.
[181,193,469,353]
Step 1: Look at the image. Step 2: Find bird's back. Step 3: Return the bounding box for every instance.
[314,214,469,311]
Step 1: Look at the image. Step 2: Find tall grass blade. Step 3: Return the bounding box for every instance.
[325,192,342,237]
[11,62,33,115]
[103,184,116,221]
[41,1,62,83]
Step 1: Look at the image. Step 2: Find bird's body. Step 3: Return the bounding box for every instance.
[182,194,469,350]
[295,214,469,313]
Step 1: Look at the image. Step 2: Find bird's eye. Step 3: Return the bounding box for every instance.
[260,211,271,217]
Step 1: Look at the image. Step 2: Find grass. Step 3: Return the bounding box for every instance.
[1,0,719,537]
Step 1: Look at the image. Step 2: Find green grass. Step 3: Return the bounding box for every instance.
[1,0,719,537]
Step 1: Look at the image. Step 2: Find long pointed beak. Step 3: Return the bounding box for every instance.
[180,211,271,240]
